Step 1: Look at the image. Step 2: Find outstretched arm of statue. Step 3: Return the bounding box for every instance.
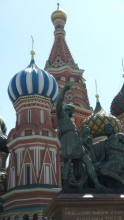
[56,82,73,119]
[119,133,124,144]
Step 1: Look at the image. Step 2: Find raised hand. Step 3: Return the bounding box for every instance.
[64,81,73,91]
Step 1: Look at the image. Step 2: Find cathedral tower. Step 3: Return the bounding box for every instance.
[45,4,93,130]
[2,49,61,218]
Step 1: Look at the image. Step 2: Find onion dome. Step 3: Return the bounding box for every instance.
[110,81,124,117]
[51,3,67,22]
[8,50,58,104]
[81,94,121,138]
[0,116,8,153]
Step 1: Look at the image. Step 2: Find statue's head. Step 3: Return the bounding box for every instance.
[82,125,90,134]
[64,104,75,118]
[104,123,115,136]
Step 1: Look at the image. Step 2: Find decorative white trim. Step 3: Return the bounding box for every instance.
[7,136,60,148]
[39,148,48,183]
[16,106,51,115]
[1,187,61,199]
[3,197,52,207]
[46,65,84,75]
[47,149,57,185]
[15,148,25,153]
[29,146,45,150]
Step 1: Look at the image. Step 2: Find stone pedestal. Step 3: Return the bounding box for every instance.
[43,190,124,220]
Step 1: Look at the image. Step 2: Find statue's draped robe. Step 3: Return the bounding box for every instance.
[56,89,84,159]
[93,133,124,175]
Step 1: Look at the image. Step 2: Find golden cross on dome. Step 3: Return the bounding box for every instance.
[31,36,34,51]
[95,79,99,101]
[57,2,60,10]
[30,36,35,60]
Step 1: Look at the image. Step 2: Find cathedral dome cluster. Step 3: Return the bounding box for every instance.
[8,52,58,104]
[82,95,121,138]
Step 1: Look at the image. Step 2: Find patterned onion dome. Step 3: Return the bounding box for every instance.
[51,3,67,22]
[8,51,58,104]
[81,95,121,138]
[110,83,124,116]
[0,116,8,153]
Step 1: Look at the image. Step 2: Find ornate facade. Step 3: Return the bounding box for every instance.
[0,4,123,220]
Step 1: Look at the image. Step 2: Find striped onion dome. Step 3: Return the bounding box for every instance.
[81,95,121,138]
[110,83,124,116]
[8,51,58,104]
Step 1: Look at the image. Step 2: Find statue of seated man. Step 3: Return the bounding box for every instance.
[99,123,124,185]
[82,123,124,187]
[56,82,105,189]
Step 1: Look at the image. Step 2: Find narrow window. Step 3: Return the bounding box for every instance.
[28,110,31,124]
[42,130,49,136]
[40,110,44,124]
[26,166,30,185]
[45,164,51,184]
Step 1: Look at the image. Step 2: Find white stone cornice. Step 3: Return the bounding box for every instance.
[1,187,61,199]
[46,65,84,75]
[7,135,61,149]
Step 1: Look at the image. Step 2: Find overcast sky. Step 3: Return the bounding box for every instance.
[1,0,124,134]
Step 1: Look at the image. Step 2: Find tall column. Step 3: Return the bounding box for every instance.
[18,214,23,220]
[37,213,43,220]
[10,215,15,220]
[28,214,33,220]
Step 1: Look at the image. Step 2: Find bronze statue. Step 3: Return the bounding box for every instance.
[100,123,124,186]
[56,82,105,189]
[82,123,124,188]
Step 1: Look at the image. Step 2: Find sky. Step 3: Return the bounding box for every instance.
[1,0,124,135]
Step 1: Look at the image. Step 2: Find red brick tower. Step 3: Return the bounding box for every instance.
[45,4,93,131]
[2,50,61,217]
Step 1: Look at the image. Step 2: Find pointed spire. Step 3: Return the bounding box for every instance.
[94,80,102,113]
[30,36,35,60]
[45,6,78,70]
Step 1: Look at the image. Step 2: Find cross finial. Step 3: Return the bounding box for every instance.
[57,2,60,10]
[30,36,35,60]
[31,36,34,51]
[95,79,99,101]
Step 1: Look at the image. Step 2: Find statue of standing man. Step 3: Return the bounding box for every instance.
[56,82,105,189]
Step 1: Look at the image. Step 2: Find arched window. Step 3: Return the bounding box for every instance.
[23,215,29,220]
[40,110,44,124]
[61,77,65,81]
[70,78,74,82]
[33,214,38,220]
[28,110,31,124]
[15,215,19,220]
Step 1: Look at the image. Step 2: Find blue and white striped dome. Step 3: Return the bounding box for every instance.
[8,57,58,104]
